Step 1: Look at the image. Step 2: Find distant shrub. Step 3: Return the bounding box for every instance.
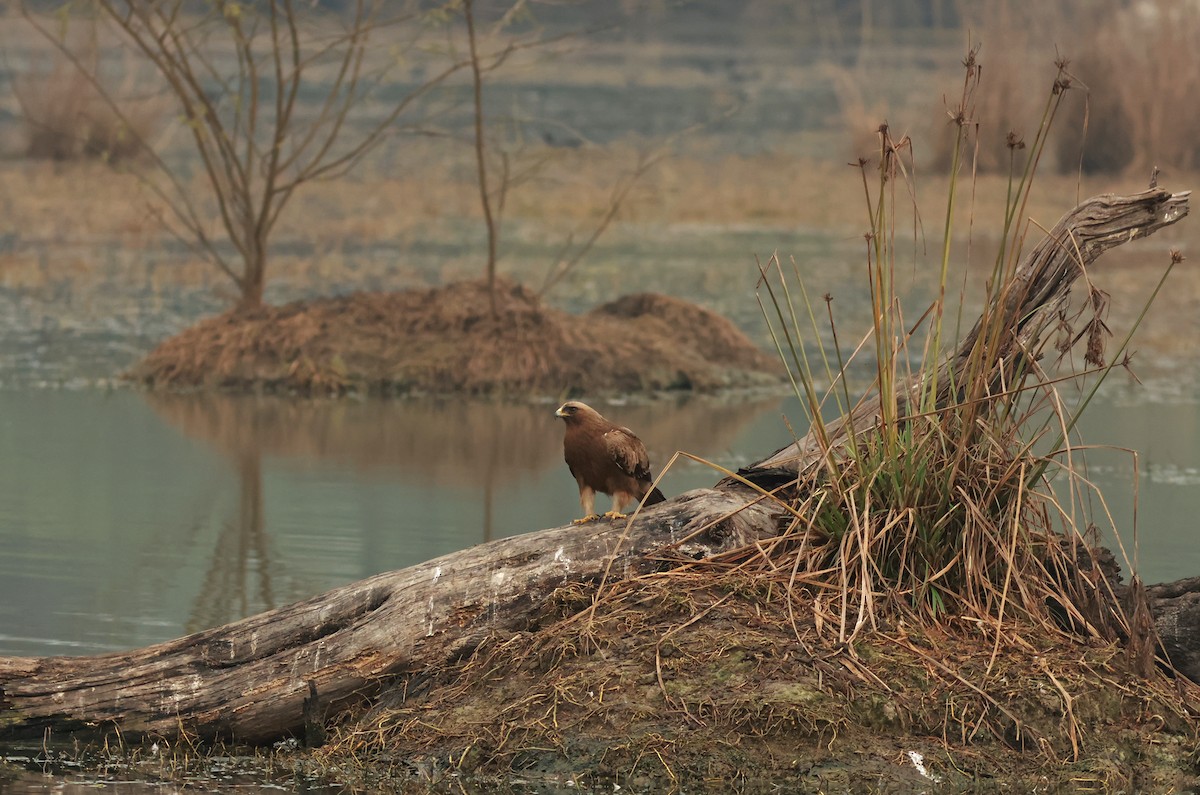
[945,0,1200,176]
[925,2,1074,174]
[1057,3,1200,175]
[15,40,163,164]
[825,63,894,164]
[1053,52,1135,176]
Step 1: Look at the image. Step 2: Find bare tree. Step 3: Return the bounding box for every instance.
[24,0,669,316]
[23,0,477,311]
[456,1,682,311]
[463,0,501,318]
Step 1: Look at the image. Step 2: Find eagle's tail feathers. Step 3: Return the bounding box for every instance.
[644,486,666,506]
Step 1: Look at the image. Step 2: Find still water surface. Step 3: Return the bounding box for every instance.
[0,388,789,656]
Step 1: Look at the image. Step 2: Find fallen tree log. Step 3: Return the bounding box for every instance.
[0,489,778,744]
[0,187,1190,745]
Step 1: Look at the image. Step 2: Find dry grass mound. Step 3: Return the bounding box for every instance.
[125,279,783,397]
[315,573,1200,792]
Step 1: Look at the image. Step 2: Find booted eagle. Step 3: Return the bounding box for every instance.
[555,401,666,523]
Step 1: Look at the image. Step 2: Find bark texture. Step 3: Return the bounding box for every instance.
[0,187,1191,745]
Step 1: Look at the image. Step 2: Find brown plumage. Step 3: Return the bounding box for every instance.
[555,400,666,522]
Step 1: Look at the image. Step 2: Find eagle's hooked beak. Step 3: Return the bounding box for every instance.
[554,406,567,418]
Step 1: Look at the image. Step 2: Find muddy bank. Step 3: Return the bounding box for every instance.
[123,279,783,397]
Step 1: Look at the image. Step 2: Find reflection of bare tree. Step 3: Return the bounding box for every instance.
[186,451,275,633]
[142,391,783,619]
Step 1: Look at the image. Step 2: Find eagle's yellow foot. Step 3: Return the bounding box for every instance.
[602,511,628,520]
[572,514,602,524]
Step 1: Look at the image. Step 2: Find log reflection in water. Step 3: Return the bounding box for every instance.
[140,392,784,486]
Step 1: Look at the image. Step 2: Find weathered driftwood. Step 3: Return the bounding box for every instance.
[0,490,777,744]
[0,187,1190,745]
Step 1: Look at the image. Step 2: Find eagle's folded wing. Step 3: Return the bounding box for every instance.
[605,426,652,481]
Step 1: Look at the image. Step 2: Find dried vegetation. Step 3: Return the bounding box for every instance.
[124,278,783,397]
[314,575,1198,792]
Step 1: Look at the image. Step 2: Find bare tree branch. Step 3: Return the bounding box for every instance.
[21,0,483,310]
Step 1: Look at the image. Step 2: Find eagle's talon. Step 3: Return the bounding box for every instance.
[602,511,628,520]
[572,514,602,524]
